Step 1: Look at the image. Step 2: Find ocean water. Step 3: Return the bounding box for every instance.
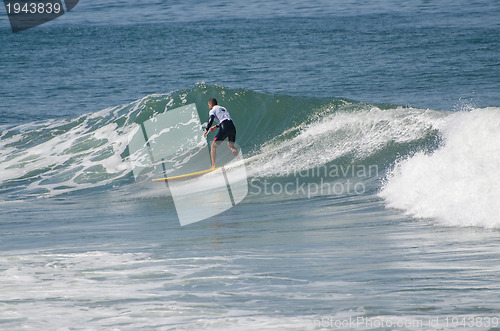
[1,1,500,330]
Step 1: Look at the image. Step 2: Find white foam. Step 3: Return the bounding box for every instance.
[0,92,205,199]
[0,251,322,330]
[0,108,135,198]
[380,107,500,228]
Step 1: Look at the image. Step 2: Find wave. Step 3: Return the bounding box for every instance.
[0,85,431,197]
[0,85,442,196]
[248,105,445,178]
[1,84,497,228]
[379,107,500,228]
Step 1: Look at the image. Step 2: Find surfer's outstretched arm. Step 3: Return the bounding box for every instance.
[204,115,218,137]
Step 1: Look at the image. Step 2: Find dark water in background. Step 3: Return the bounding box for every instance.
[1,0,499,124]
[1,1,500,330]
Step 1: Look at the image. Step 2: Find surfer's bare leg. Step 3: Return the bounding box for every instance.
[228,142,239,158]
[211,141,221,169]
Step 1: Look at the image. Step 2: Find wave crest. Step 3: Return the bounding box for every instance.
[380,107,500,228]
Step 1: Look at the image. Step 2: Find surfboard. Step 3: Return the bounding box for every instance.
[152,166,223,182]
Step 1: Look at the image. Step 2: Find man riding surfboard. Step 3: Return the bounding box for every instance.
[203,98,239,169]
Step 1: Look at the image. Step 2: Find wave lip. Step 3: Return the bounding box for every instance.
[380,108,500,228]
[250,106,445,179]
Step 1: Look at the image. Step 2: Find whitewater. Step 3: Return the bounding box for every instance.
[380,107,500,228]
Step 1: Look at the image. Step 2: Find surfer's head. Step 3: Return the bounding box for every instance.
[208,98,218,109]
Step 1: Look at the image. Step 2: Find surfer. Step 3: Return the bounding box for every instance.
[203,98,238,169]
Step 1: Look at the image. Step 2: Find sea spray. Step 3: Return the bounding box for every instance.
[380,108,500,228]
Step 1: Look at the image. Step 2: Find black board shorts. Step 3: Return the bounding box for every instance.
[214,120,236,143]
